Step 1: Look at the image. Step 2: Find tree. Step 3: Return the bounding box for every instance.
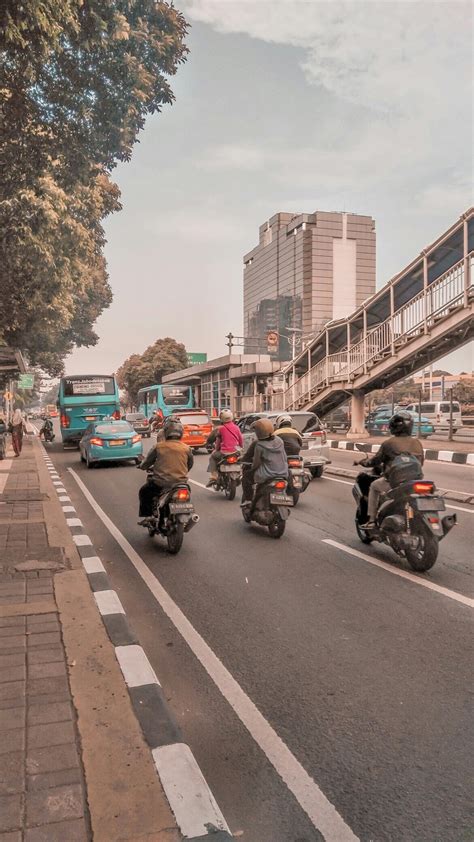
[0,1,188,374]
[453,378,474,405]
[117,338,188,406]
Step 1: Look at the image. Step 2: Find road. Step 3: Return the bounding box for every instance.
[41,428,473,842]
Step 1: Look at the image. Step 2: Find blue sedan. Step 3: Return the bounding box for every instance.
[79,420,143,468]
[368,410,435,438]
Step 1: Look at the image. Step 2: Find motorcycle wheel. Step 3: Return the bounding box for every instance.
[268,515,285,539]
[225,478,236,501]
[356,519,373,544]
[310,465,324,479]
[292,490,300,506]
[167,522,184,554]
[241,505,252,523]
[148,526,156,537]
[405,521,438,572]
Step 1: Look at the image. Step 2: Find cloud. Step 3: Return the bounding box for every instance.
[201,143,266,170]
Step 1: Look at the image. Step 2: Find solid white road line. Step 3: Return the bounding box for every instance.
[323,539,474,609]
[322,476,474,514]
[152,743,230,838]
[115,644,161,688]
[68,467,358,842]
[94,589,125,616]
[82,556,106,575]
[73,534,92,547]
[189,478,217,493]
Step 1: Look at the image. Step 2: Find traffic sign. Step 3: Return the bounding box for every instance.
[187,353,208,365]
[17,373,34,390]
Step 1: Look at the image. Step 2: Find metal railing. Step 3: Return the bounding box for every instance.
[282,255,471,410]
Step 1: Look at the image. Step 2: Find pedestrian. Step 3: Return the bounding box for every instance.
[10,407,27,457]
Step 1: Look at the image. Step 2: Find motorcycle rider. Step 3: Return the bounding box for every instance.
[241,418,288,506]
[40,417,54,440]
[361,411,424,527]
[137,417,193,522]
[206,409,243,487]
[274,414,303,455]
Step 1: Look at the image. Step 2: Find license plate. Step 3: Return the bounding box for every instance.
[191,431,201,436]
[169,502,193,513]
[110,439,126,446]
[413,497,445,511]
[85,416,96,421]
[270,493,294,506]
[220,464,241,472]
[292,478,303,488]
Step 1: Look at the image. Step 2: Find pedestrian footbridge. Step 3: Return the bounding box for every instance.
[273,209,474,436]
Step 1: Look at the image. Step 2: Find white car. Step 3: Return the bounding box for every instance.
[237,411,330,478]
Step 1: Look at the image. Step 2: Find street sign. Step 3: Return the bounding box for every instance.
[266,331,279,354]
[187,353,208,365]
[17,373,34,390]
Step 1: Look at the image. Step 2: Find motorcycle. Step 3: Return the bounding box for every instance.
[139,474,199,554]
[214,452,242,500]
[352,455,456,572]
[287,455,311,505]
[241,471,293,538]
[42,427,55,443]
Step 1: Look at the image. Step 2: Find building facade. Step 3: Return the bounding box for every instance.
[243,210,376,360]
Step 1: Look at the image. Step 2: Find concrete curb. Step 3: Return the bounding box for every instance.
[39,446,233,842]
[324,465,474,505]
[327,439,474,465]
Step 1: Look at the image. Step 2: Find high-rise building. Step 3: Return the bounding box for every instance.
[243,210,376,360]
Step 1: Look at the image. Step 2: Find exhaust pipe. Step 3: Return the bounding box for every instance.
[184,513,200,532]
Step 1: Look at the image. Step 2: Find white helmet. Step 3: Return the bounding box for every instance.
[274,414,292,429]
[220,409,233,422]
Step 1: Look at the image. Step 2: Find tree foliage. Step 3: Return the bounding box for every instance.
[0,0,188,374]
[453,378,474,405]
[117,337,188,406]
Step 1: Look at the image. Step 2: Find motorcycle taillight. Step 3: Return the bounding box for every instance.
[412,481,435,495]
[273,480,286,490]
[175,488,190,501]
[288,459,300,467]
[226,455,238,464]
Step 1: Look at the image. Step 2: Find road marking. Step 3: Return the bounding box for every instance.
[446,504,474,514]
[152,743,230,838]
[323,539,474,609]
[62,506,76,513]
[322,476,353,486]
[68,467,358,842]
[58,495,71,503]
[189,478,217,493]
[115,644,161,688]
[94,589,125,615]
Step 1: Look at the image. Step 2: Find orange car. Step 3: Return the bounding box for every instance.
[171,410,213,452]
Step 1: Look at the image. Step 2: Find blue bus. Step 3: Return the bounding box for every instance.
[58,374,121,445]
[137,384,194,419]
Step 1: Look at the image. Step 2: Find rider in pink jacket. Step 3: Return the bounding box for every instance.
[207,409,243,485]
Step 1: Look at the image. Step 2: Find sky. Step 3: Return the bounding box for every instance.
[66,0,473,377]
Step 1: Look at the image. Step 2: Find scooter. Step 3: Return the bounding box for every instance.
[214,452,242,500]
[352,455,456,572]
[42,428,55,443]
[287,455,311,505]
[139,474,199,554]
[241,471,293,539]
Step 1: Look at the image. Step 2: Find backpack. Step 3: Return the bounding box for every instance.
[387,453,422,488]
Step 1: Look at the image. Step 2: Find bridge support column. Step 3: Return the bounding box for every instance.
[347,390,369,439]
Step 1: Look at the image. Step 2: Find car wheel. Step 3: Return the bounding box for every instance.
[80,450,85,463]
[310,465,324,479]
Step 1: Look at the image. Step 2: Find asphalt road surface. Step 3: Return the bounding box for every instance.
[42,429,473,842]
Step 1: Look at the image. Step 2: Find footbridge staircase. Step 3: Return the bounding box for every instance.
[273,210,474,432]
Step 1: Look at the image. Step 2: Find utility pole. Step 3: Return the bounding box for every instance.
[448,387,454,442]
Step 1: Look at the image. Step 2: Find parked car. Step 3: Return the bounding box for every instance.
[168,410,213,453]
[123,412,151,438]
[237,411,330,478]
[367,409,434,438]
[404,401,463,432]
[79,420,143,468]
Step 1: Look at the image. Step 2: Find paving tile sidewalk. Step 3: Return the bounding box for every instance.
[0,439,90,842]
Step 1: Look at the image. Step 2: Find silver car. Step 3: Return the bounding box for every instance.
[237,411,330,478]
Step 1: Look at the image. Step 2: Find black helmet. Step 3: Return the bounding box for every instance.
[389,411,413,436]
[163,417,183,440]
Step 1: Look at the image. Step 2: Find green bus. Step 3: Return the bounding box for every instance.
[58,374,120,445]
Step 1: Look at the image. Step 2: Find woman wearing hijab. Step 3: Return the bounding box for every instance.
[11,408,26,457]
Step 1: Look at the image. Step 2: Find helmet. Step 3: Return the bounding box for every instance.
[251,418,274,440]
[163,417,183,440]
[220,409,233,422]
[389,411,413,436]
[274,413,292,430]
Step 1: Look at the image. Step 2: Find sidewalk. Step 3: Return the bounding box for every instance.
[0,437,181,841]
